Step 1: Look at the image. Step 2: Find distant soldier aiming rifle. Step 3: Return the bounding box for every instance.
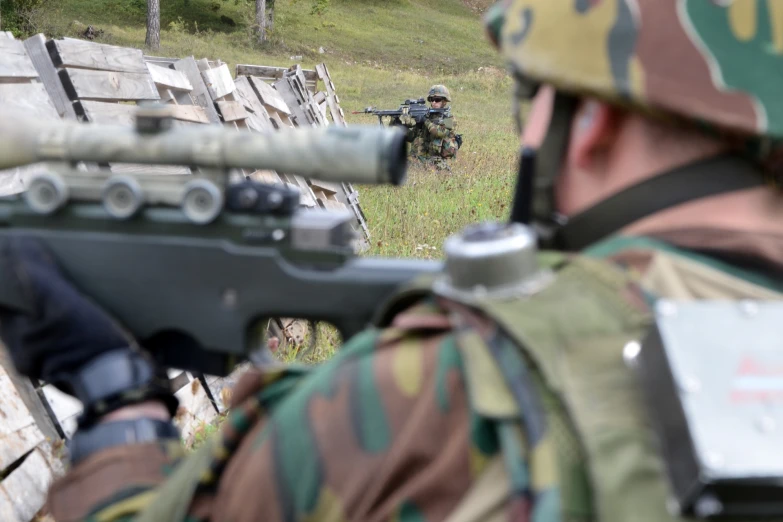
[354,84,462,171]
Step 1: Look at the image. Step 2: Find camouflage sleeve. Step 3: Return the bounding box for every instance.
[43,366,312,522]
[201,298,558,522]
[208,298,509,522]
[425,116,455,139]
[45,438,188,522]
[46,299,556,522]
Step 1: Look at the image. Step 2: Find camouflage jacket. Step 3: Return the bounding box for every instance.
[407,110,459,160]
[44,225,783,522]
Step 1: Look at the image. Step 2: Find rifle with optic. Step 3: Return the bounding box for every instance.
[0,105,442,376]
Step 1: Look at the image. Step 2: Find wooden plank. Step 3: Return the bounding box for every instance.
[287,65,310,99]
[0,359,66,522]
[172,56,221,124]
[247,75,290,115]
[0,353,62,444]
[236,64,318,86]
[169,104,209,123]
[147,62,193,91]
[273,77,309,127]
[0,31,15,39]
[78,100,206,125]
[59,67,159,101]
[318,100,329,122]
[171,89,194,105]
[75,100,137,125]
[248,169,283,185]
[216,99,247,122]
[157,87,175,104]
[0,83,61,119]
[0,448,59,522]
[307,100,324,125]
[201,63,235,100]
[309,179,340,195]
[47,38,148,73]
[196,58,211,72]
[233,76,272,129]
[143,55,179,66]
[0,367,46,471]
[243,113,267,132]
[23,34,77,120]
[0,39,39,80]
[316,63,346,127]
[267,110,285,130]
[319,198,346,210]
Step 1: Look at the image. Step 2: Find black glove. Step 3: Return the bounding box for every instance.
[0,235,134,386]
[0,236,178,425]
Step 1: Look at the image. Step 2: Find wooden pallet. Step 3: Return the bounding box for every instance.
[236,62,370,246]
[315,63,370,243]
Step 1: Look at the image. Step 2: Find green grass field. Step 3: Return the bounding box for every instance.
[21,0,520,360]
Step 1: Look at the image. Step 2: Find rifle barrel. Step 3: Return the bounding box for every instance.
[0,108,409,186]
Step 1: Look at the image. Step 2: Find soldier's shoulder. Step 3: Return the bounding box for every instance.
[510,251,652,334]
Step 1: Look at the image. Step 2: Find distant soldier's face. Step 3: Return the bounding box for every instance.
[430,97,446,108]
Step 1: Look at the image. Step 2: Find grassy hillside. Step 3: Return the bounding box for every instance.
[25,0,519,358]
[36,0,501,73]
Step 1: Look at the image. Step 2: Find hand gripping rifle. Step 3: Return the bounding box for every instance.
[0,106,442,376]
[352,97,449,127]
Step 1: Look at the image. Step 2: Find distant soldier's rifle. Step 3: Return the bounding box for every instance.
[352,97,449,127]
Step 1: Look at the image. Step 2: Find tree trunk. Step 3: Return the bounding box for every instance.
[255,0,266,43]
[266,0,275,32]
[146,0,161,50]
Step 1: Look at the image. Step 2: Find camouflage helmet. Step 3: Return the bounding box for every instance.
[427,84,452,103]
[484,0,783,141]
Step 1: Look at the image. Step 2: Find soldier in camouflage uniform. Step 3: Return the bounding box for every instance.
[401,84,459,171]
[2,1,783,521]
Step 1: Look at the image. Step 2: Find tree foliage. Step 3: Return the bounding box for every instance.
[0,0,46,37]
[292,0,330,16]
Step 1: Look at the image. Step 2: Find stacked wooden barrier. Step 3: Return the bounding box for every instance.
[0,32,372,521]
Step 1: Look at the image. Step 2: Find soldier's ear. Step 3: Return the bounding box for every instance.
[520,85,556,149]
[568,99,620,171]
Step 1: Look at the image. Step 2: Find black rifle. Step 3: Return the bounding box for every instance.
[352,98,449,127]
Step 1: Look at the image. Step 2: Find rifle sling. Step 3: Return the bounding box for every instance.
[553,154,765,251]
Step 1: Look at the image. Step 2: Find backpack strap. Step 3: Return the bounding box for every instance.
[443,455,511,522]
[133,436,219,522]
[475,255,675,522]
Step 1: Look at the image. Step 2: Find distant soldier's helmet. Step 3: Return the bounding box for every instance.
[427,85,452,103]
[484,0,783,145]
